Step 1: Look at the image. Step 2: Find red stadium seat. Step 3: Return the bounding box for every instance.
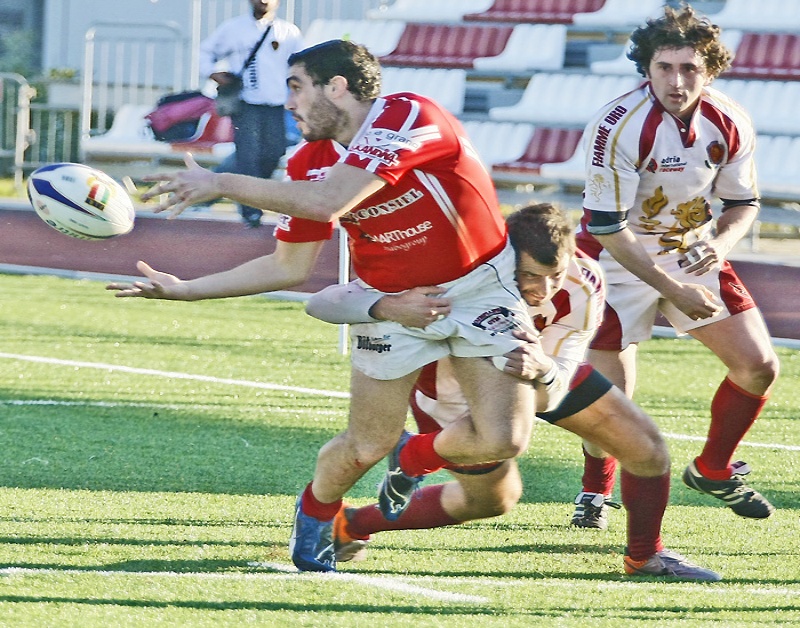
[170,112,234,153]
[725,32,800,81]
[464,0,605,25]
[493,127,583,175]
[380,23,514,69]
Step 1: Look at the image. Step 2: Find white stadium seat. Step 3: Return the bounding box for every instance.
[572,0,664,27]
[461,120,535,166]
[489,73,640,126]
[709,0,800,32]
[367,0,494,22]
[303,19,406,57]
[713,79,800,136]
[756,135,800,200]
[381,67,467,115]
[472,24,567,73]
[82,104,171,159]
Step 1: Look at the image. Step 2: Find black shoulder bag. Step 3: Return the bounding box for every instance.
[215,24,272,117]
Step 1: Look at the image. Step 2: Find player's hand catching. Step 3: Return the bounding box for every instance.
[141,153,221,218]
[370,286,451,328]
[106,260,188,300]
[492,329,553,381]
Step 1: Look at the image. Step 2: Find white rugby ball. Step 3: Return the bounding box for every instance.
[27,163,135,240]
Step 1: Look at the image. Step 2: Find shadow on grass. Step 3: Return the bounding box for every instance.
[0,392,795,511]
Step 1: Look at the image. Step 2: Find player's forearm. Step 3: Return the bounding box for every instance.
[181,256,308,300]
[216,174,340,222]
[595,229,683,298]
[713,203,760,256]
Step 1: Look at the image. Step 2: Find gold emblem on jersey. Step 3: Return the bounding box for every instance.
[639,187,712,254]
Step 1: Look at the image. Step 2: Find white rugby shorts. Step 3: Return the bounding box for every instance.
[349,243,535,380]
[594,238,754,349]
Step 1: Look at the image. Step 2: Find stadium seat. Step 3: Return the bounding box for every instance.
[464,0,605,24]
[82,104,172,160]
[572,0,663,27]
[170,112,235,160]
[461,120,535,166]
[492,126,583,177]
[303,19,405,57]
[380,23,514,70]
[472,24,567,73]
[538,138,586,186]
[756,135,800,201]
[714,78,800,135]
[367,0,494,23]
[724,32,800,80]
[710,0,800,32]
[489,72,640,126]
[381,67,467,115]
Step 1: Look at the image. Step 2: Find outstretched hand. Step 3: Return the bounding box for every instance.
[140,153,221,218]
[106,260,187,299]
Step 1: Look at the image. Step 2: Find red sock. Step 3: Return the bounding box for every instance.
[299,482,341,521]
[697,377,768,478]
[347,485,461,536]
[399,432,452,477]
[581,446,618,495]
[621,470,668,561]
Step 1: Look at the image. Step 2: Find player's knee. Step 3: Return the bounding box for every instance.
[464,485,521,519]
[617,431,670,476]
[346,433,395,469]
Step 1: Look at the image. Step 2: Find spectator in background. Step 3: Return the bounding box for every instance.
[200,0,304,228]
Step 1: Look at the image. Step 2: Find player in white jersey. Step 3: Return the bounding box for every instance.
[307,204,720,581]
[575,5,779,519]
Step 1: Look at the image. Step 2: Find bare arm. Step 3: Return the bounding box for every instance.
[680,203,759,275]
[141,154,385,221]
[106,239,325,300]
[596,227,722,320]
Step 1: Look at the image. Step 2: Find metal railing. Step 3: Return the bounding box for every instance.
[0,73,37,191]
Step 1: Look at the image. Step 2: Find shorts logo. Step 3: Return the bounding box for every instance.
[472,306,520,337]
[355,335,392,353]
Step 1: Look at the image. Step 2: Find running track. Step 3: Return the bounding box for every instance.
[1,207,798,341]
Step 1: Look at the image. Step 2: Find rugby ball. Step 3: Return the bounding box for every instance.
[27,163,135,240]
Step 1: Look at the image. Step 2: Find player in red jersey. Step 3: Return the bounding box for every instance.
[575,5,779,520]
[307,204,720,581]
[117,40,537,572]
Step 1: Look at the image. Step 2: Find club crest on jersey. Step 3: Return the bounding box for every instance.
[472,306,520,337]
[705,141,725,168]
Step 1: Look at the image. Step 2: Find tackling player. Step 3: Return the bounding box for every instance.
[576,5,779,519]
[306,204,720,581]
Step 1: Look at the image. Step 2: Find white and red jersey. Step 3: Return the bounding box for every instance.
[274,92,506,292]
[414,251,605,421]
[577,82,759,260]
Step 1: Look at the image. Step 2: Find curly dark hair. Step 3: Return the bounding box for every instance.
[288,39,381,102]
[627,4,733,79]
[506,203,575,267]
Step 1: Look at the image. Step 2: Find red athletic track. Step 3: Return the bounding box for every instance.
[1,207,798,340]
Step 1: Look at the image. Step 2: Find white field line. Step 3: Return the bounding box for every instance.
[0,564,489,604]
[1,352,798,452]
[1,566,797,600]
[0,352,349,399]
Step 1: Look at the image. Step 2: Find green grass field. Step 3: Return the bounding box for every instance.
[0,273,798,626]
